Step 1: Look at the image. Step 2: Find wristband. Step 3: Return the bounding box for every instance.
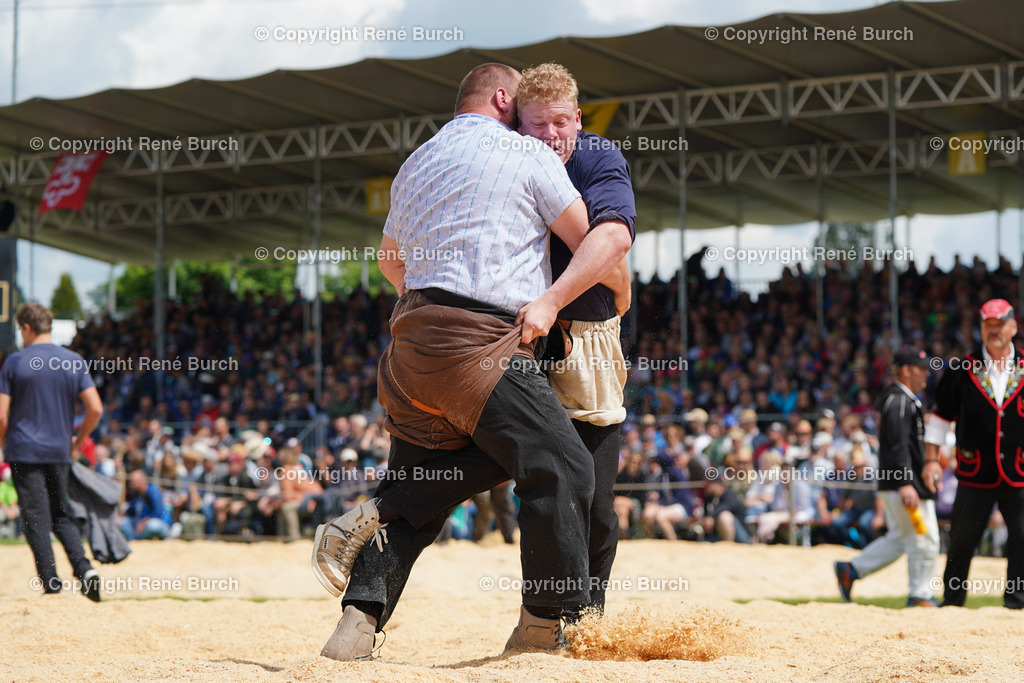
[923,459,939,463]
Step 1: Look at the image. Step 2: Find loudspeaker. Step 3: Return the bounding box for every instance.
[0,200,15,233]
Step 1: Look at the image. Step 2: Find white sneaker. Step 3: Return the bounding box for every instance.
[311,499,389,598]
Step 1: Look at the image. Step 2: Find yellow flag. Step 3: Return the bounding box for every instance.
[365,177,393,216]
[580,101,620,137]
[948,132,985,177]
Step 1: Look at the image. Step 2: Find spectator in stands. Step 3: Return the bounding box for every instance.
[120,470,172,540]
[58,244,1024,557]
[639,414,667,450]
[756,422,788,469]
[757,465,817,543]
[614,451,649,539]
[723,446,754,500]
[745,449,782,521]
[277,447,322,541]
[685,408,711,456]
[701,473,749,543]
[213,451,259,535]
[327,416,352,454]
[651,448,698,540]
[0,457,19,538]
[738,409,764,452]
[93,444,116,478]
[156,450,186,490]
[827,448,884,548]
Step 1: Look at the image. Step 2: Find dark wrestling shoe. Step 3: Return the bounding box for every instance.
[81,570,101,603]
[906,596,940,607]
[834,561,857,603]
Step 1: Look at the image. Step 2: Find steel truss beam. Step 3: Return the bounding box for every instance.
[1,115,449,187]
[633,129,1022,189]
[4,60,1023,188]
[17,127,1022,234]
[610,61,1024,129]
[15,181,370,233]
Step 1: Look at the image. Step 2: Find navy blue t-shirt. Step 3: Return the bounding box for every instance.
[0,343,96,464]
[551,130,637,321]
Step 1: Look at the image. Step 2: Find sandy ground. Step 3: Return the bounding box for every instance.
[2,537,1023,682]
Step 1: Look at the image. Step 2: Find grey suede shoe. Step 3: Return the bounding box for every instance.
[320,605,378,661]
[504,606,566,651]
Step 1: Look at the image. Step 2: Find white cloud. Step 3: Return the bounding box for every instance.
[118,0,406,90]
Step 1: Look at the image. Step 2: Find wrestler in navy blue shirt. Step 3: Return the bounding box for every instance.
[550,130,637,321]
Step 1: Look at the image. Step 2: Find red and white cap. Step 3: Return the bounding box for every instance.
[980,298,1014,321]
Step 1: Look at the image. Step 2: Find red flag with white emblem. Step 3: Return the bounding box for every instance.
[38,151,109,215]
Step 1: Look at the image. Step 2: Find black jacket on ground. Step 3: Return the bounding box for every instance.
[67,461,132,564]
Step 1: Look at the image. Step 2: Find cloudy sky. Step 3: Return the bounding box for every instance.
[0,0,1017,307]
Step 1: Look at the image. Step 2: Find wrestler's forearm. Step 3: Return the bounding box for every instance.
[380,260,406,289]
[543,222,631,309]
[601,256,630,309]
[378,234,407,291]
[599,253,629,293]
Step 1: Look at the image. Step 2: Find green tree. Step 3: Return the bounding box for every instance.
[822,222,875,270]
[108,260,298,309]
[50,272,82,319]
[322,260,394,299]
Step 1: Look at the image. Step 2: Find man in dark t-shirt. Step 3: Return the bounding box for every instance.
[517,62,636,613]
[0,303,104,600]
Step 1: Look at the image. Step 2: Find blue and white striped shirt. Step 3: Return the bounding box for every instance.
[383,113,580,313]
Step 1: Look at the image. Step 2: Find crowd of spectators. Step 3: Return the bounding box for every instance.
[0,252,1016,550]
[611,250,1015,552]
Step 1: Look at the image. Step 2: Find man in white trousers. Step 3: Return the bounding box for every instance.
[834,348,940,607]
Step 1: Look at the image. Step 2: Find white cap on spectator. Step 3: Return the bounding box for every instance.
[812,432,834,450]
[192,442,217,461]
[340,448,359,462]
[684,408,709,423]
[245,437,269,459]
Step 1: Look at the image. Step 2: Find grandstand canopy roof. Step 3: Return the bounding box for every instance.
[2,0,1024,264]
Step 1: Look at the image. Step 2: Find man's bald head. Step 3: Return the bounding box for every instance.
[455,63,521,120]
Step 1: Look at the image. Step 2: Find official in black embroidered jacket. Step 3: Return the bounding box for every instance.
[923,298,1024,608]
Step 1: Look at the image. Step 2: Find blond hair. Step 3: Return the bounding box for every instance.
[517,63,579,109]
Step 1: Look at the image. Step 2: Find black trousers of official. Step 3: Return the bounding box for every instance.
[343,357,595,630]
[573,420,621,613]
[944,482,1024,608]
[10,462,93,592]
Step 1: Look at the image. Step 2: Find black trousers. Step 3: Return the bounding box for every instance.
[343,357,595,629]
[574,420,621,613]
[10,462,93,592]
[943,482,1024,608]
